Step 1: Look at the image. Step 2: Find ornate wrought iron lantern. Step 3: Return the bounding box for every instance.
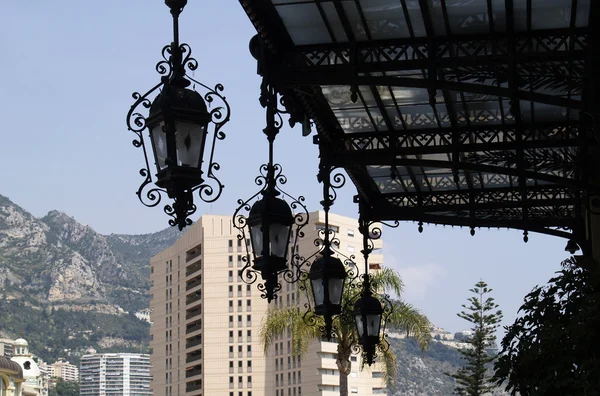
[127,0,230,230]
[301,165,355,339]
[309,251,347,316]
[354,285,384,364]
[347,200,395,366]
[233,80,308,302]
[247,192,294,273]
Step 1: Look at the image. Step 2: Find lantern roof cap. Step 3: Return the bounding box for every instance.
[248,195,293,221]
[309,253,347,279]
[354,292,384,314]
[150,86,208,117]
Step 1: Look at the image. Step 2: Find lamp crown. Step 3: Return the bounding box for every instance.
[165,0,187,11]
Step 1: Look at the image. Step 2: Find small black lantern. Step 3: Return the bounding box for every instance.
[247,195,294,273]
[354,292,384,341]
[309,248,348,316]
[354,290,384,365]
[127,0,230,230]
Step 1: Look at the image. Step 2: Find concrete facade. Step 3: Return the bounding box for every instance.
[149,212,386,396]
[50,360,79,382]
[79,353,151,396]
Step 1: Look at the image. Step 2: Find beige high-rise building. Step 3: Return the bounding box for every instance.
[50,359,79,382]
[150,212,386,396]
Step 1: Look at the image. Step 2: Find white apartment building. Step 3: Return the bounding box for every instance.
[79,353,151,396]
[50,359,79,382]
[149,212,386,396]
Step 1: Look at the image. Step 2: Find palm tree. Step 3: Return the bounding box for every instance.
[260,267,431,396]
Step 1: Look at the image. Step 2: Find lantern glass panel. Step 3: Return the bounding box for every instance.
[175,121,205,168]
[151,125,168,170]
[311,279,325,306]
[269,223,290,258]
[250,224,263,256]
[367,314,382,337]
[328,278,344,306]
[355,314,364,337]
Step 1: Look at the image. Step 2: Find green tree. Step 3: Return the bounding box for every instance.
[447,280,502,395]
[261,267,430,396]
[50,379,79,396]
[493,257,600,395]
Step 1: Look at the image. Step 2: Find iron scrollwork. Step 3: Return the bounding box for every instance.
[126,6,230,229]
[341,203,398,365]
[232,83,308,302]
[300,167,360,339]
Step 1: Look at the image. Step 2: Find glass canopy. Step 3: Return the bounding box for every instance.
[241,0,594,240]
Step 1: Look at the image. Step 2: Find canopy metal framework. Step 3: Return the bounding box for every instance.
[240,0,600,247]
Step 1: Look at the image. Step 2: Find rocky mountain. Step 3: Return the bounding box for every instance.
[0,194,179,313]
[387,335,509,396]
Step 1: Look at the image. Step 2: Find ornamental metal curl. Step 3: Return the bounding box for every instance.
[126,2,231,230]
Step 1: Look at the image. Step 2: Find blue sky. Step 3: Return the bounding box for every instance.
[0,1,569,338]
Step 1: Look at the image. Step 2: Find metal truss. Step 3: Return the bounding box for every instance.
[239,0,596,243]
[263,30,585,109]
[334,123,581,156]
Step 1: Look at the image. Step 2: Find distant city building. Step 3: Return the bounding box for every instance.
[10,338,49,396]
[0,355,24,395]
[135,309,152,323]
[0,338,14,358]
[50,359,79,382]
[79,353,152,396]
[150,212,386,395]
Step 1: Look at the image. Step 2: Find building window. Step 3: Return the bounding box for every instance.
[347,229,355,237]
[229,271,234,282]
[229,256,233,268]
[229,285,233,297]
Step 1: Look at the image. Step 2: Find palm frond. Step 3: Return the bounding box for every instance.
[260,306,321,357]
[387,300,431,351]
[371,267,404,297]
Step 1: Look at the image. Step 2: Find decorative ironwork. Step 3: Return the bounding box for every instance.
[300,166,359,339]
[341,203,397,366]
[233,81,308,302]
[239,0,595,245]
[126,1,230,229]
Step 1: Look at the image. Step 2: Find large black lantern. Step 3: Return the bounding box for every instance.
[127,0,230,230]
[247,195,294,272]
[146,87,211,188]
[309,248,347,316]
